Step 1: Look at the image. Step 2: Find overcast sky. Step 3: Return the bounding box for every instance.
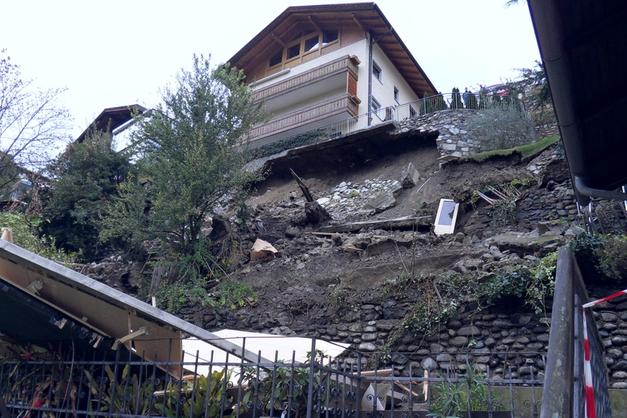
[1,0,540,138]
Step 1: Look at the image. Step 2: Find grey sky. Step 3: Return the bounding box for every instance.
[1,0,540,138]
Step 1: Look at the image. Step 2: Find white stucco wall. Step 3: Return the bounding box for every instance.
[370,43,420,120]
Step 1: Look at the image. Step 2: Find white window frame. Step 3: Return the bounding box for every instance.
[434,198,459,235]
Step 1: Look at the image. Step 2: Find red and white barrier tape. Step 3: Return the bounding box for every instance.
[583,289,627,308]
[580,288,627,417]
[582,311,596,418]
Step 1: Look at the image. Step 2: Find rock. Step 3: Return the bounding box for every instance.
[430,343,445,353]
[537,334,550,343]
[612,371,627,379]
[392,353,408,365]
[421,357,437,371]
[400,162,420,188]
[284,226,301,239]
[250,238,279,262]
[365,190,396,214]
[208,216,231,241]
[457,325,481,336]
[447,320,462,330]
[361,333,377,342]
[304,201,331,225]
[449,336,469,347]
[436,353,452,362]
[563,225,586,237]
[358,342,376,352]
[611,382,627,389]
[600,312,618,322]
[316,197,330,206]
[611,335,627,346]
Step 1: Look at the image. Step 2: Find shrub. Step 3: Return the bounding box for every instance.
[468,107,536,151]
[597,235,627,280]
[0,211,74,263]
[41,134,131,261]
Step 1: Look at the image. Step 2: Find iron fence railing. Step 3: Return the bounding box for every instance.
[540,247,611,418]
[0,338,546,418]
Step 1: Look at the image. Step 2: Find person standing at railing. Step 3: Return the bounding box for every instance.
[463,88,471,109]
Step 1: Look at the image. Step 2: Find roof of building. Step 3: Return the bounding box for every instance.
[528,1,627,197]
[228,2,437,97]
[76,104,146,143]
[0,239,267,367]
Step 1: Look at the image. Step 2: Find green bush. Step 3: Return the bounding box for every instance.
[597,235,627,280]
[468,107,536,151]
[571,233,627,281]
[0,211,74,263]
[41,134,131,261]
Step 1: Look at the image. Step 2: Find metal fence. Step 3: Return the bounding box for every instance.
[247,91,525,159]
[0,339,545,418]
[540,247,611,418]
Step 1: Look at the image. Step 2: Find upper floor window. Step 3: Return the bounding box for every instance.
[267,29,340,68]
[322,30,338,45]
[269,50,282,67]
[373,61,382,82]
[371,97,381,113]
[394,86,400,103]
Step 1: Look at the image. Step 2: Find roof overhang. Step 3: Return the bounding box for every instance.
[0,239,268,370]
[76,104,147,143]
[228,3,437,97]
[527,1,627,201]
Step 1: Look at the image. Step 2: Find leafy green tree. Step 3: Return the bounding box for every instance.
[41,133,131,260]
[101,55,262,282]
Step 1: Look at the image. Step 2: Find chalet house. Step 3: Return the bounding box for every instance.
[76,104,147,153]
[229,3,437,148]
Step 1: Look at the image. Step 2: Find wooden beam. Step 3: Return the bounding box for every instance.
[308,15,322,32]
[270,32,286,47]
[352,13,366,34]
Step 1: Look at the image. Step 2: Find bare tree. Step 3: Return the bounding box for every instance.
[0,49,70,189]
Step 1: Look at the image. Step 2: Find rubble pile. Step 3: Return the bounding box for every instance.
[316,178,403,221]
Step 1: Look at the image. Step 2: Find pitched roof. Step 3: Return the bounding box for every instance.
[228,2,437,97]
[76,104,146,143]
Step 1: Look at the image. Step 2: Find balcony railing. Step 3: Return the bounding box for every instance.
[252,55,360,103]
[247,93,360,142]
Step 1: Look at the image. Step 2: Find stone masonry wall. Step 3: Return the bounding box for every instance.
[395,109,481,157]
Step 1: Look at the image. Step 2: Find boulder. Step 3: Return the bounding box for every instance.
[250,238,279,262]
[365,190,396,214]
[400,162,420,188]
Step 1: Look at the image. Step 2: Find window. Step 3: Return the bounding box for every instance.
[269,50,282,67]
[286,44,300,60]
[304,36,319,53]
[393,86,399,103]
[373,61,382,81]
[322,30,338,45]
[409,105,417,118]
[434,199,459,235]
[371,97,381,113]
[266,29,339,69]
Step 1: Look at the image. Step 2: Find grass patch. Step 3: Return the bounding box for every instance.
[469,135,560,163]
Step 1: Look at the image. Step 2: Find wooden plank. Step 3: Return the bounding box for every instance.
[318,216,432,234]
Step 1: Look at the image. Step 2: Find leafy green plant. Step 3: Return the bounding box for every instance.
[84,365,155,415]
[157,370,236,418]
[467,107,536,152]
[597,235,627,280]
[41,133,131,261]
[429,366,502,417]
[0,211,74,263]
[208,280,257,310]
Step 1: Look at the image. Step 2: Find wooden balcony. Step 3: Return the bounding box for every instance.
[247,94,360,143]
[252,55,360,103]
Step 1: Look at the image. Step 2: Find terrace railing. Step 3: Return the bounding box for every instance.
[540,247,612,418]
[246,91,525,158]
[0,337,545,418]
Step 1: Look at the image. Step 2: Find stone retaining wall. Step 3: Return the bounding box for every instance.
[395,110,481,157]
